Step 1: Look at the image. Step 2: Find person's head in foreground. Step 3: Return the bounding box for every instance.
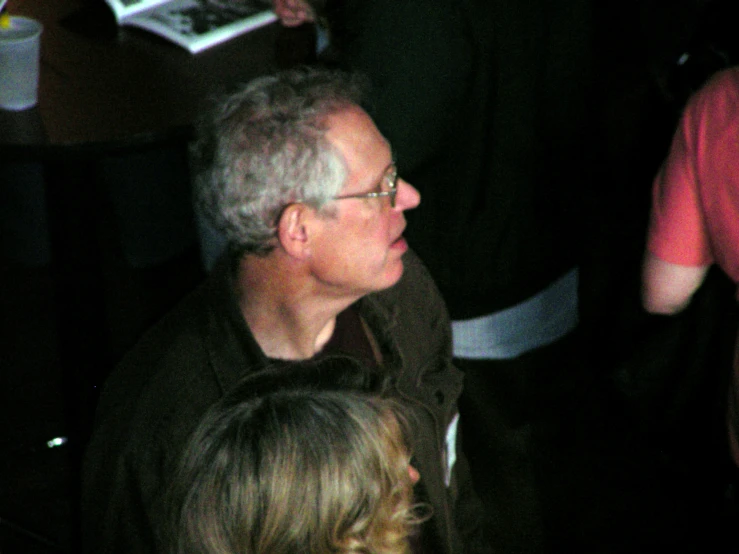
[193,66,420,298]
[167,388,426,554]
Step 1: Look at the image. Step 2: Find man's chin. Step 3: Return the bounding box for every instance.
[380,258,405,290]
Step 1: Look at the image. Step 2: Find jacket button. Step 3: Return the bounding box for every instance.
[435,390,444,404]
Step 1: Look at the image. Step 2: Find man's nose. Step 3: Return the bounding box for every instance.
[395,178,421,210]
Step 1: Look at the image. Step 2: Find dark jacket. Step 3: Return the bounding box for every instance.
[323,0,595,319]
[81,250,487,554]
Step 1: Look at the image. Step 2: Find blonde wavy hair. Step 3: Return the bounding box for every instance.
[168,389,428,554]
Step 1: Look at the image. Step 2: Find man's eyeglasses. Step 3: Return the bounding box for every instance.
[333,163,399,208]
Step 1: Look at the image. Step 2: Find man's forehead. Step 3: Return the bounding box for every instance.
[324,104,372,131]
[324,106,390,153]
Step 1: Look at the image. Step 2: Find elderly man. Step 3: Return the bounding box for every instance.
[81,67,487,554]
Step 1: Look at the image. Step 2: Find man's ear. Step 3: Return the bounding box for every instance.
[277,203,314,259]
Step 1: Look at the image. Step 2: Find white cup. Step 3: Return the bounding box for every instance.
[0,16,43,111]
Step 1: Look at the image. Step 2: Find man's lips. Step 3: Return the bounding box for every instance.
[390,234,408,250]
[390,223,407,248]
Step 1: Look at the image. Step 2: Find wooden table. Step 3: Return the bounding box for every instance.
[0,0,287,147]
[0,0,313,458]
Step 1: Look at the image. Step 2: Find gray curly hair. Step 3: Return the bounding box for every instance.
[192,66,367,255]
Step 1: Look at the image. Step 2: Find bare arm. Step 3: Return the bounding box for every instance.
[641,251,710,314]
[272,0,315,27]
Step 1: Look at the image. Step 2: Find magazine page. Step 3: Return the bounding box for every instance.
[124,0,277,53]
[104,0,170,23]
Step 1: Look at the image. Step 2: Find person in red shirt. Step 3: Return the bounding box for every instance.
[642,66,739,488]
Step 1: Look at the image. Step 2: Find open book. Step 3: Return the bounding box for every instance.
[105,0,278,54]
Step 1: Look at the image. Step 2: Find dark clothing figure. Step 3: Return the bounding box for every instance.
[291,1,594,550]
[324,0,592,319]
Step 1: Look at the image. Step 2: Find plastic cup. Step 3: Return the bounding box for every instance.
[0,16,43,111]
